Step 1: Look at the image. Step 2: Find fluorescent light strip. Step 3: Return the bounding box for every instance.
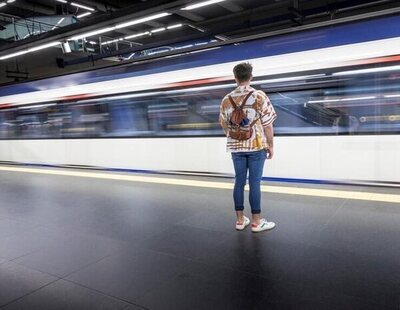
[70,12,169,40]
[77,12,92,18]
[308,96,376,104]
[0,3,7,7]
[101,38,123,45]
[254,74,326,85]
[115,12,170,29]
[56,17,65,25]
[176,44,193,49]
[69,26,115,40]
[124,31,150,40]
[7,0,15,3]
[18,103,56,109]
[71,2,95,11]
[384,94,400,98]
[181,0,225,10]
[151,27,165,33]
[340,96,376,101]
[28,41,60,52]
[333,65,400,76]
[167,24,182,29]
[0,50,28,60]
[51,17,65,30]
[0,42,60,60]
[56,0,67,3]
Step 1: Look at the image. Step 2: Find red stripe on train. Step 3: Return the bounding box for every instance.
[345,54,400,66]
[61,94,91,100]
[0,103,11,109]
[167,76,231,88]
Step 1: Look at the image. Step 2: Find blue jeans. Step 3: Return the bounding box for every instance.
[231,149,267,214]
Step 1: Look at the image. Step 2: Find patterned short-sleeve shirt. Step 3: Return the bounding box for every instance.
[219,85,277,153]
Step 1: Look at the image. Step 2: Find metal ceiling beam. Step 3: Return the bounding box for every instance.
[145,20,165,27]
[71,0,118,12]
[10,0,55,16]
[174,10,205,22]
[218,1,243,13]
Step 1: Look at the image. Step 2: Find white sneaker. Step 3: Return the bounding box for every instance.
[251,219,275,233]
[235,216,250,231]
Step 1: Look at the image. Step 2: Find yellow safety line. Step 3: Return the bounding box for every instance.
[0,166,399,204]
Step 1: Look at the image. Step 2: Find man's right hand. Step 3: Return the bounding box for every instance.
[267,147,273,159]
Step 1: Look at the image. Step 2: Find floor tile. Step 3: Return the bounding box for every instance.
[66,249,190,302]
[142,225,230,260]
[0,226,53,260]
[135,270,265,310]
[0,261,57,307]
[282,245,400,307]
[13,229,125,277]
[0,218,38,238]
[255,280,386,310]
[2,279,131,310]
[194,231,307,281]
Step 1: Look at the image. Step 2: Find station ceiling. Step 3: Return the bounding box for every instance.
[0,0,399,85]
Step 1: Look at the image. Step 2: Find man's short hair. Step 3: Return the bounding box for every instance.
[233,62,253,83]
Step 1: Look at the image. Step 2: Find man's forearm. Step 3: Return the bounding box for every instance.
[264,125,274,148]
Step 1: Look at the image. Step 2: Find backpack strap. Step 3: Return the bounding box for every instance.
[228,95,238,109]
[228,90,254,110]
[249,117,260,128]
[240,91,254,108]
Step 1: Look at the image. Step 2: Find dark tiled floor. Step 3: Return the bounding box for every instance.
[0,168,399,309]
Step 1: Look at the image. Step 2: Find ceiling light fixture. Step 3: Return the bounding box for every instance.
[101,38,125,45]
[115,12,170,29]
[28,41,61,52]
[0,42,60,60]
[69,12,170,41]
[151,27,166,33]
[69,26,115,40]
[0,50,28,60]
[167,24,182,29]
[56,0,67,3]
[0,3,7,7]
[7,0,15,3]
[51,17,65,30]
[124,31,150,40]
[71,2,95,11]
[77,12,92,18]
[181,0,225,10]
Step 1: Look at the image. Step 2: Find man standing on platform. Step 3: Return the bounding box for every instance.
[219,62,277,233]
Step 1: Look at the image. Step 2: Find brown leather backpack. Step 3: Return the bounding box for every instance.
[228,91,259,141]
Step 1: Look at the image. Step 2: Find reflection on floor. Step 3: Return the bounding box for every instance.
[0,166,399,310]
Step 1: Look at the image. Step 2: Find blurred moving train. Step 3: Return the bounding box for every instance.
[0,14,399,184]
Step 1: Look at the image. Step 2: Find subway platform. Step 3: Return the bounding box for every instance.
[0,165,399,310]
